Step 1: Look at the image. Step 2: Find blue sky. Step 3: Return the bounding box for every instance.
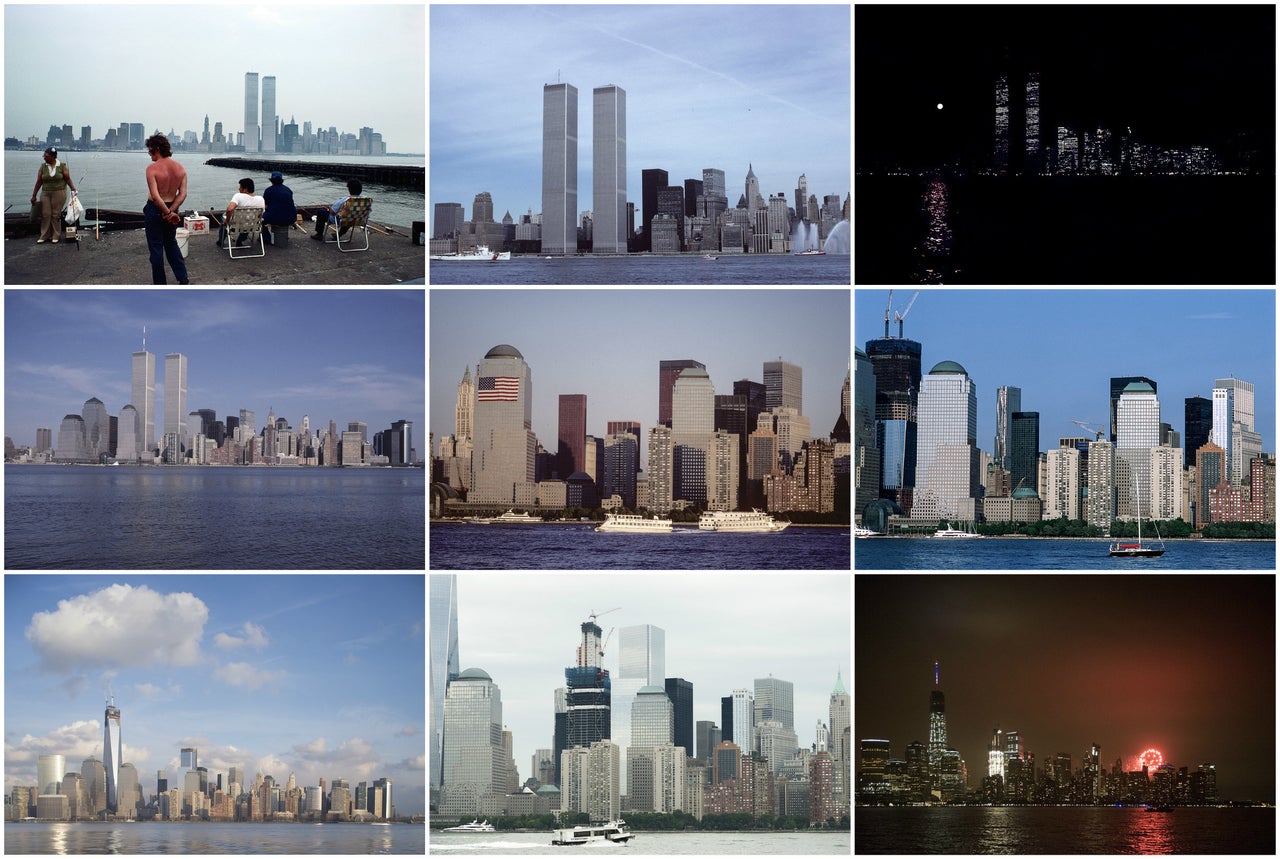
[430,289,852,469]
[855,289,1277,458]
[4,574,425,815]
[429,4,851,231]
[3,290,425,449]
[439,572,849,791]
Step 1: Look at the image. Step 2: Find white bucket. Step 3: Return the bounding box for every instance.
[175,228,190,259]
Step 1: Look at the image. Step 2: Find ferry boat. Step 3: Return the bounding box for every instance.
[444,819,496,832]
[487,510,541,524]
[430,245,510,261]
[551,819,634,846]
[697,509,790,533]
[595,513,674,533]
[854,525,882,539]
[793,248,826,256]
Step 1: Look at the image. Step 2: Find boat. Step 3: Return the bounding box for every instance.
[551,819,634,846]
[703,253,718,260]
[444,819,496,832]
[595,513,673,533]
[933,521,983,538]
[1109,469,1166,558]
[697,509,790,533]
[486,510,541,524]
[430,244,511,261]
[854,525,882,538]
[1145,804,1174,813]
[793,248,826,256]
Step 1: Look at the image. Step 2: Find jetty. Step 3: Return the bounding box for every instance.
[204,158,423,190]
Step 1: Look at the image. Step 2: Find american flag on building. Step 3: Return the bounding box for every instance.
[478,376,519,402]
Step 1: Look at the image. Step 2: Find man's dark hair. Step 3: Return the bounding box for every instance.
[240,178,255,193]
[145,134,171,158]
[346,178,362,196]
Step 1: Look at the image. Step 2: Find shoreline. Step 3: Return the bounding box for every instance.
[865,534,1275,543]
[430,518,849,529]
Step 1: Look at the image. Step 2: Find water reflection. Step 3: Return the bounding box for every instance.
[1126,809,1175,853]
[48,823,69,855]
[914,176,955,283]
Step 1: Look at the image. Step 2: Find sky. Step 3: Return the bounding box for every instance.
[4,574,426,815]
[855,3,1275,171]
[430,289,851,469]
[3,4,425,155]
[429,4,851,231]
[437,572,850,791]
[855,289,1277,461]
[855,574,1276,802]
[3,290,425,449]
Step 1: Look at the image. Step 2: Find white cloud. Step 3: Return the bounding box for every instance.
[214,661,284,690]
[214,621,270,650]
[25,584,208,672]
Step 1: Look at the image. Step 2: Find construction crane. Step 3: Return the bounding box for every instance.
[599,627,615,662]
[1071,420,1106,441]
[895,289,921,338]
[588,607,620,625]
[883,289,894,338]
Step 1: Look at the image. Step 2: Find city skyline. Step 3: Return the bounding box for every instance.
[3,5,424,154]
[855,575,1276,803]
[436,572,850,800]
[430,290,850,472]
[4,575,426,816]
[429,4,850,227]
[855,289,1276,467]
[4,290,425,450]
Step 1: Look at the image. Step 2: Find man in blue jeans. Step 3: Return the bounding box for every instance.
[143,133,189,284]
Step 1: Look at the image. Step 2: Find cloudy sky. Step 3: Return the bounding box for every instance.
[4,4,424,154]
[435,572,850,789]
[4,290,425,449]
[429,4,851,229]
[429,289,851,469]
[4,575,426,815]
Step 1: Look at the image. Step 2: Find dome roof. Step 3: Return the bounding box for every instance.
[1122,381,1154,394]
[1012,487,1040,499]
[456,668,492,681]
[928,360,967,375]
[484,344,523,360]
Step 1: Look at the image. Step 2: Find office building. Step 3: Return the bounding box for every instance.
[164,353,188,459]
[566,619,611,749]
[671,367,715,504]
[558,394,587,478]
[81,757,106,816]
[764,360,803,414]
[1195,441,1227,522]
[470,344,536,505]
[658,359,705,428]
[730,690,754,763]
[603,432,639,509]
[865,333,922,510]
[614,625,665,788]
[592,85,627,254]
[1150,444,1184,521]
[103,701,121,812]
[38,754,66,796]
[1115,381,1160,520]
[132,346,156,453]
[646,425,673,511]
[54,414,87,461]
[456,367,475,441]
[1025,72,1040,170]
[1184,396,1212,470]
[116,764,139,818]
[439,668,504,816]
[640,168,669,252]
[261,75,276,152]
[542,83,578,255]
[1212,376,1261,487]
[1109,376,1157,443]
[1009,411,1039,496]
[913,361,980,523]
[430,575,460,789]
[244,72,259,153]
[854,349,881,515]
[830,671,851,804]
[753,677,794,731]
[993,74,1009,173]
[994,386,1021,471]
[664,678,694,758]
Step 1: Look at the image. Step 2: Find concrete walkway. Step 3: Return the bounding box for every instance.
[4,222,425,284]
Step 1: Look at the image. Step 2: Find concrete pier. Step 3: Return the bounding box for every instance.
[204,158,424,190]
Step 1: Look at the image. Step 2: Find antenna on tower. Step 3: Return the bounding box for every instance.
[142,325,146,352]
[934,660,939,687]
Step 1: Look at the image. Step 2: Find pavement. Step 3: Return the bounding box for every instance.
[4,222,425,285]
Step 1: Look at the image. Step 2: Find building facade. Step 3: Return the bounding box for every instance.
[470,345,536,505]
[439,668,504,816]
[592,85,627,254]
[914,361,980,523]
[541,83,578,255]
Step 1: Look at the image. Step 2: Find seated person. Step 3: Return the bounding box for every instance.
[215,177,266,248]
[311,178,368,240]
[261,171,297,245]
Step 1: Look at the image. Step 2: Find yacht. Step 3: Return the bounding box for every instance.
[430,245,510,261]
[932,522,983,538]
[551,819,634,846]
[697,509,790,533]
[443,819,496,833]
[595,513,674,533]
[854,525,882,539]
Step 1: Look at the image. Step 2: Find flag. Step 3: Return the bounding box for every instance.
[478,376,519,402]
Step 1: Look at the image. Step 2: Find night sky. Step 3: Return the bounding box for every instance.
[855,575,1276,802]
[856,4,1276,171]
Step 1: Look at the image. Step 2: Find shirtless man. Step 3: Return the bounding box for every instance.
[143,133,190,284]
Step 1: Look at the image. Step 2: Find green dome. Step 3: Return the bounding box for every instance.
[1122,381,1154,394]
[928,360,967,375]
[457,668,492,681]
[1012,487,1039,499]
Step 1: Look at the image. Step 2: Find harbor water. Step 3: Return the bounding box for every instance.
[855,535,1276,570]
[430,829,850,855]
[429,252,850,285]
[4,821,424,855]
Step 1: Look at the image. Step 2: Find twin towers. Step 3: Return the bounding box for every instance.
[542,82,627,255]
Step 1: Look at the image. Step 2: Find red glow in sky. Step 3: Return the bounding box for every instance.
[1138,748,1164,770]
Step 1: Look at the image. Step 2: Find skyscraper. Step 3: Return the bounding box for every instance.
[994,74,1009,174]
[927,662,946,786]
[830,671,851,805]
[103,699,121,812]
[1213,376,1261,487]
[164,353,188,457]
[439,668,504,816]
[613,624,665,788]
[854,349,881,515]
[81,397,108,461]
[566,618,611,750]
[470,344,536,505]
[455,367,474,441]
[558,394,587,478]
[763,360,803,414]
[753,677,795,730]
[658,359,706,428]
[244,72,259,153]
[664,678,694,758]
[994,386,1021,471]
[730,689,754,761]
[1009,411,1040,495]
[542,82,578,255]
[592,84,627,254]
[626,686,675,811]
[1109,376,1157,443]
[671,367,715,504]
[1025,72,1040,170]
[641,168,669,252]
[430,575,460,789]
[261,75,277,152]
[1116,381,1160,520]
[1184,395,1213,470]
[914,360,980,522]
[38,753,66,796]
[865,332,922,510]
[132,342,156,454]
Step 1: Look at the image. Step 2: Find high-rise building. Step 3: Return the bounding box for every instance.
[244,72,259,153]
[987,728,1005,780]
[671,367,715,504]
[261,75,277,152]
[565,620,611,750]
[592,85,627,254]
[103,700,121,812]
[763,360,803,414]
[82,757,106,816]
[541,83,578,255]
[55,414,87,461]
[1212,376,1261,487]
[1009,411,1040,496]
[641,168,669,252]
[865,332,922,510]
[80,397,108,461]
[730,690,754,763]
[994,74,1009,173]
[470,344,536,505]
[753,677,794,730]
[1086,440,1115,528]
[455,367,474,441]
[914,361,980,523]
[646,426,673,511]
[116,763,138,819]
[1195,441,1227,522]
[854,349,881,516]
[132,344,156,454]
[558,394,587,478]
[664,678,694,758]
[658,359,705,428]
[1044,446,1081,520]
[603,432,639,509]
[38,754,66,796]
[994,386,1021,471]
[372,777,392,820]
[164,353,188,459]
[1116,381,1160,520]
[1025,72,1040,170]
[1184,396,1213,470]
[626,687,676,811]
[439,668,504,816]
[614,624,665,788]
[830,671,851,805]
[927,663,946,786]
[1109,376,1157,444]
[430,575,460,789]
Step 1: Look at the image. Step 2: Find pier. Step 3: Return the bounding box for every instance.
[204,158,424,190]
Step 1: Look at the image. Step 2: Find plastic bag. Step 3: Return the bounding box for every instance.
[65,192,84,224]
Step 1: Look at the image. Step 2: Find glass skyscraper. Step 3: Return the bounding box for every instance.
[132,348,155,453]
[658,359,705,428]
[1009,411,1040,496]
[104,702,121,812]
[613,624,665,788]
[1116,381,1160,520]
[541,83,578,255]
[865,335,921,509]
[1184,395,1213,470]
[592,85,627,254]
[753,676,795,730]
[914,360,979,522]
[671,367,715,504]
[565,620,611,750]
[994,386,1021,471]
[557,394,587,478]
[261,75,276,152]
[164,352,188,456]
[430,575,460,788]
[439,668,503,816]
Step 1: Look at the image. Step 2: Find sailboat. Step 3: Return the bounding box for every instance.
[1109,467,1166,558]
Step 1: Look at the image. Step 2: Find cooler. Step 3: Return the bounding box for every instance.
[184,215,210,236]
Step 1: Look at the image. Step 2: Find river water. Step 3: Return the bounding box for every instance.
[4,821,424,854]
[429,253,850,285]
[7,150,425,229]
[430,829,849,855]
[855,536,1275,570]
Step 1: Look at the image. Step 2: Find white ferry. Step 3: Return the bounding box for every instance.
[551,819,634,846]
[595,513,673,533]
[430,244,510,261]
[697,509,790,533]
[443,819,496,833]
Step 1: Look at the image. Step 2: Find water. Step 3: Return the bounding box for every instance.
[4,465,424,569]
[855,806,1274,854]
[430,829,849,855]
[855,536,1275,570]
[4,821,424,854]
[854,175,1275,284]
[429,254,850,285]
[430,522,850,570]
[7,150,425,229]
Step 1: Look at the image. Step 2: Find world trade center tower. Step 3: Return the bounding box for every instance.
[103,698,121,812]
[244,72,259,154]
[542,82,578,256]
[592,85,627,254]
[131,345,155,453]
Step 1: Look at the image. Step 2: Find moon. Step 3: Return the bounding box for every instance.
[936,103,944,110]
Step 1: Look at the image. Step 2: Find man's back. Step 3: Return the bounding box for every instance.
[147,158,186,200]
